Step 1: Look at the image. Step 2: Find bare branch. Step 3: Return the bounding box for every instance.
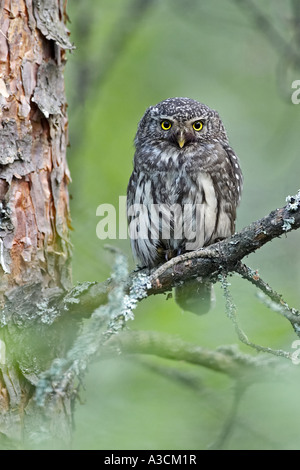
[234,0,300,64]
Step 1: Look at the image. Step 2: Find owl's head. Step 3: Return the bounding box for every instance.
[135,97,228,149]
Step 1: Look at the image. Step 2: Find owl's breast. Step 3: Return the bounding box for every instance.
[166,170,194,203]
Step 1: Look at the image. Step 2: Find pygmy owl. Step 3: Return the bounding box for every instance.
[127,97,243,314]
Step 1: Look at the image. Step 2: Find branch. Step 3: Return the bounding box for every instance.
[148,191,300,294]
[55,190,300,317]
[104,330,280,380]
[233,0,300,101]
[236,263,300,329]
[233,0,300,65]
[219,273,293,360]
[33,192,300,405]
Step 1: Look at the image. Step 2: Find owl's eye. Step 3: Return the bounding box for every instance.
[192,120,203,131]
[161,120,172,131]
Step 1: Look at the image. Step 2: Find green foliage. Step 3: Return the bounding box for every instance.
[65,0,300,450]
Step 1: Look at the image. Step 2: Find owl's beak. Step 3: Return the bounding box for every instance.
[178,138,185,148]
[177,131,185,148]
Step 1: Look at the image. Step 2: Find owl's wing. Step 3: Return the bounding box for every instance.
[127,170,161,267]
[222,143,243,206]
[190,142,243,244]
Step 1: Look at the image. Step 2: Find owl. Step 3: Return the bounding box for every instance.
[127,97,243,314]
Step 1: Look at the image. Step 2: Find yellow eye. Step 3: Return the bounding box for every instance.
[161,120,172,131]
[192,120,203,131]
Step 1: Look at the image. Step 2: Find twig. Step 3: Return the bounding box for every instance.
[208,383,245,450]
[236,262,300,329]
[234,0,300,64]
[233,0,300,100]
[104,329,280,379]
[149,247,220,282]
[134,356,205,393]
[220,273,292,360]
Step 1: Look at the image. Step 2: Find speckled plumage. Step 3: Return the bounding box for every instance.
[127,97,243,313]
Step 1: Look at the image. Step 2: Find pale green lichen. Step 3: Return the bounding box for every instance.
[35,252,151,406]
[36,300,58,324]
[282,217,295,232]
[107,263,151,333]
[62,282,96,311]
[286,190,300,212]
[118,272,151,321]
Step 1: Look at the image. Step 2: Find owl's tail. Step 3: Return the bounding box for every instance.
[174,279,214,315]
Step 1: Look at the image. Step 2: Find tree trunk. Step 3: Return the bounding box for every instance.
[0,0,74,448]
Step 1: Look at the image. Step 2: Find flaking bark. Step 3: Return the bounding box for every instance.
[0,0,73,448]
[0,0,72,303]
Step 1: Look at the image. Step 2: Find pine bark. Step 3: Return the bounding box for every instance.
[0,0,74,448]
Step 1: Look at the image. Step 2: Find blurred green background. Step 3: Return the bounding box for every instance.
[64,0,300,450]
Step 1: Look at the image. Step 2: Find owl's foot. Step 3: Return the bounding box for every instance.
[133,264,152,275]
[175,280,214,315]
